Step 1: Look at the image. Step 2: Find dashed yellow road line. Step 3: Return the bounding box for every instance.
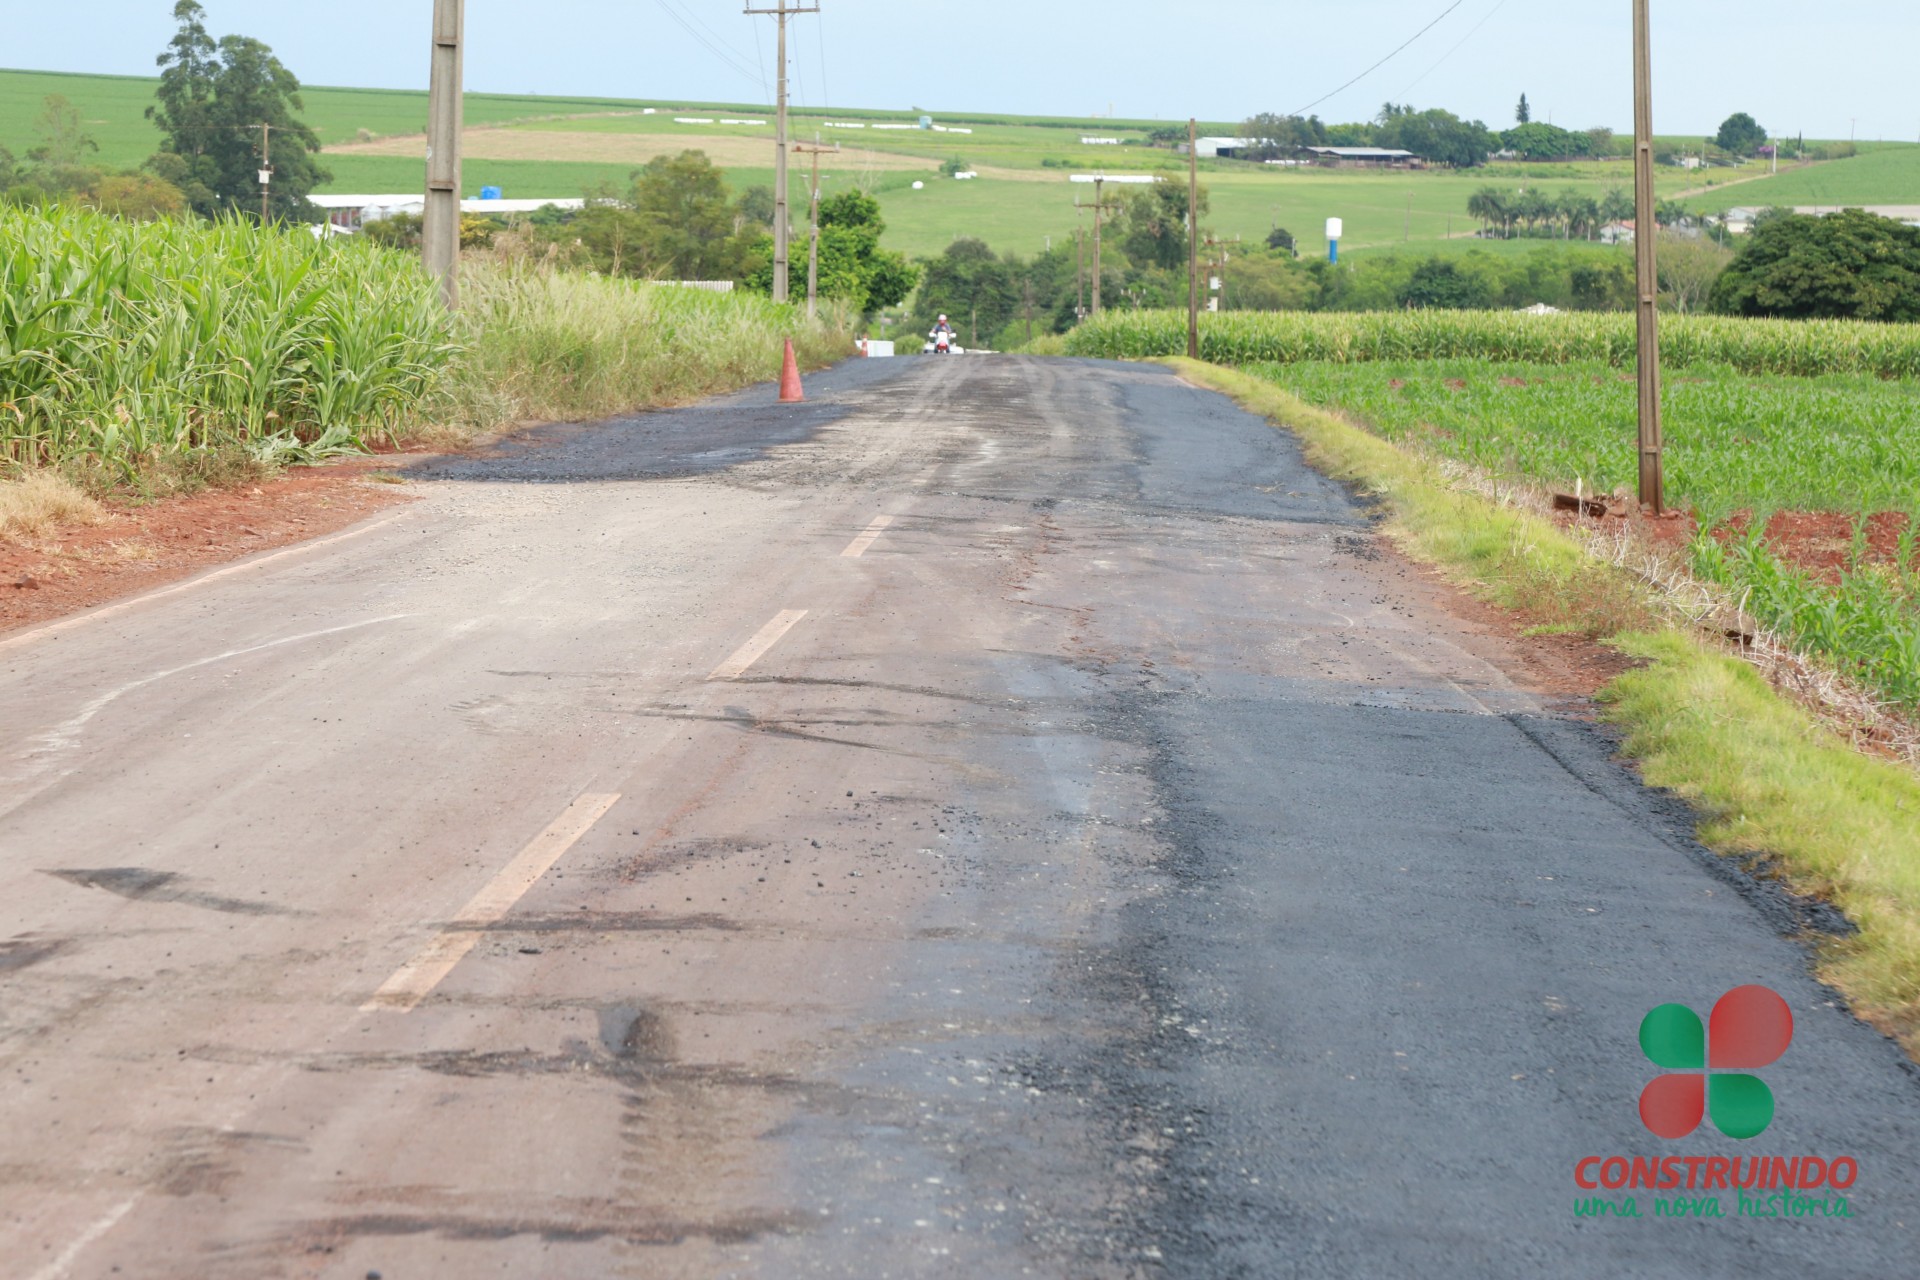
[841,515,895,559]
[362,791,621,1012]
[708,609,809,681]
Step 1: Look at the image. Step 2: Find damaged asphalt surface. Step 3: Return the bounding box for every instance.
[1,355,1916,1278]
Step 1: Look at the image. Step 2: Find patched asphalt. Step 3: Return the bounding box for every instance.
[2,354,1914,1278]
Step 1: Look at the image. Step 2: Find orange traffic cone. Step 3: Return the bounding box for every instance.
[778,338,805,403]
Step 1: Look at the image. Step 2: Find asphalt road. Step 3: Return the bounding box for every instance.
[2,355,1916,1279]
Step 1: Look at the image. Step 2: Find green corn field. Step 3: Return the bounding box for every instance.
[0,205,851,482]
[0,205,454,478]
[1177,342,1920,710]
[1064,308,1920,381]
[1258,359,1920,522]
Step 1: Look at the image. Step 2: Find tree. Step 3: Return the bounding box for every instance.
[629,151,743,279]
[1569,260,1634,311]
[1500,123,1594,161]
[1240,113,1327,162]
[912,239,1019,345]
[734,184,776,231]
[27,95,99,167]
[1711,209,1920,322]
[814,189,917,311]
[1375,107,1498,169]
[1585,127,1616,158]
[1558,190,1601,240]
[1117,178,1209,271]
[88,173,187,220]
[1397,259,1493,310]
[1516,94,1532,125]
[1266,226,1297,255]
[1467,187,1511,238]
[1714,112,1768,156]
[744,188,917,311]
[1225,252,1317,310]
[1599,186,1635,226]
[1656,233,1732,314]
[146,1,328,220]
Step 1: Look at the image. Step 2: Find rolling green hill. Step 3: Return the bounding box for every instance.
[5,65,1911,263]
[1687,146,1920,212]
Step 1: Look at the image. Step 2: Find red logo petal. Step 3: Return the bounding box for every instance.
[1640,1074,1706,1140]
[1710,986,1794,1069]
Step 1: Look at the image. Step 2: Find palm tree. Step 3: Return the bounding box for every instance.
[1513,189,1553,236]
[1599,186,1635,227]
[1466,187,1509,238]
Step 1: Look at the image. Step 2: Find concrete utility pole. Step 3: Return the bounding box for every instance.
[745,1,820,304]
[1187,119,1200,359]
[424,0,465,309]
[1632,0,1664,514]
[258,123,272,224]
[795,136,837,321]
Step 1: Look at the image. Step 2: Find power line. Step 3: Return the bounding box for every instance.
[653,0,764,91]
[751,17,772,106]
[1288,0,1467,117]
[1398,0,1510,98]
[814,8,832,110]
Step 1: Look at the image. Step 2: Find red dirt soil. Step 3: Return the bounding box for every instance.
[1558,505,1915,586]
[1,458,419,637]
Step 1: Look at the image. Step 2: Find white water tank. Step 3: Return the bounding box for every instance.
[1326,217,1343,241]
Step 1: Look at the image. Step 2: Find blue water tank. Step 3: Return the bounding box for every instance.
[479,185,503,201]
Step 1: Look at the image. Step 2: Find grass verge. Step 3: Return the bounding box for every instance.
[1167,356,1920,1052]
[0,469,103,541]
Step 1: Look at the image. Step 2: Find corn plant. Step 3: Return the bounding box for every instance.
[0,205,455,478]
[1065,308,1920,381]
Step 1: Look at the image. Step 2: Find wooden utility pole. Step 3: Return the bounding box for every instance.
[1074,179,1124,314]
[1075,227,1086,319]
[258,123,272,224]
[1187,119,1200,359]
[424,0,464,308]
[745,2,820,304]
[794,137,836,320]
[1632,0,1664,513]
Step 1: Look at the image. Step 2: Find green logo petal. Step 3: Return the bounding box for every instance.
[1709,1074,1776,1140]
[1640,1004,1706,1070]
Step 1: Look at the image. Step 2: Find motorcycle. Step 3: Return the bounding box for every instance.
[923,329,963,355]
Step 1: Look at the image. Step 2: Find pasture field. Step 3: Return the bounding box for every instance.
[10,66,1898,263]
[1688,145,1920,213]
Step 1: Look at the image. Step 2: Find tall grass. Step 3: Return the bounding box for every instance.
[1065,308,1920,380]
[451,259,852,428]
[0,205,852,485]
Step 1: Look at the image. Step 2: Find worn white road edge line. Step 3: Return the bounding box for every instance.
[840,514,895,559]
[362,792,621,1013]
[0,509,411,654]
[708,609,808,681]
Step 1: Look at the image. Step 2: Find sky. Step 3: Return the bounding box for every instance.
[5,1,1913,140]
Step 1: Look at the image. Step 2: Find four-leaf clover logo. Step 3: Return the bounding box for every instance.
[1640,985,1794,1141]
